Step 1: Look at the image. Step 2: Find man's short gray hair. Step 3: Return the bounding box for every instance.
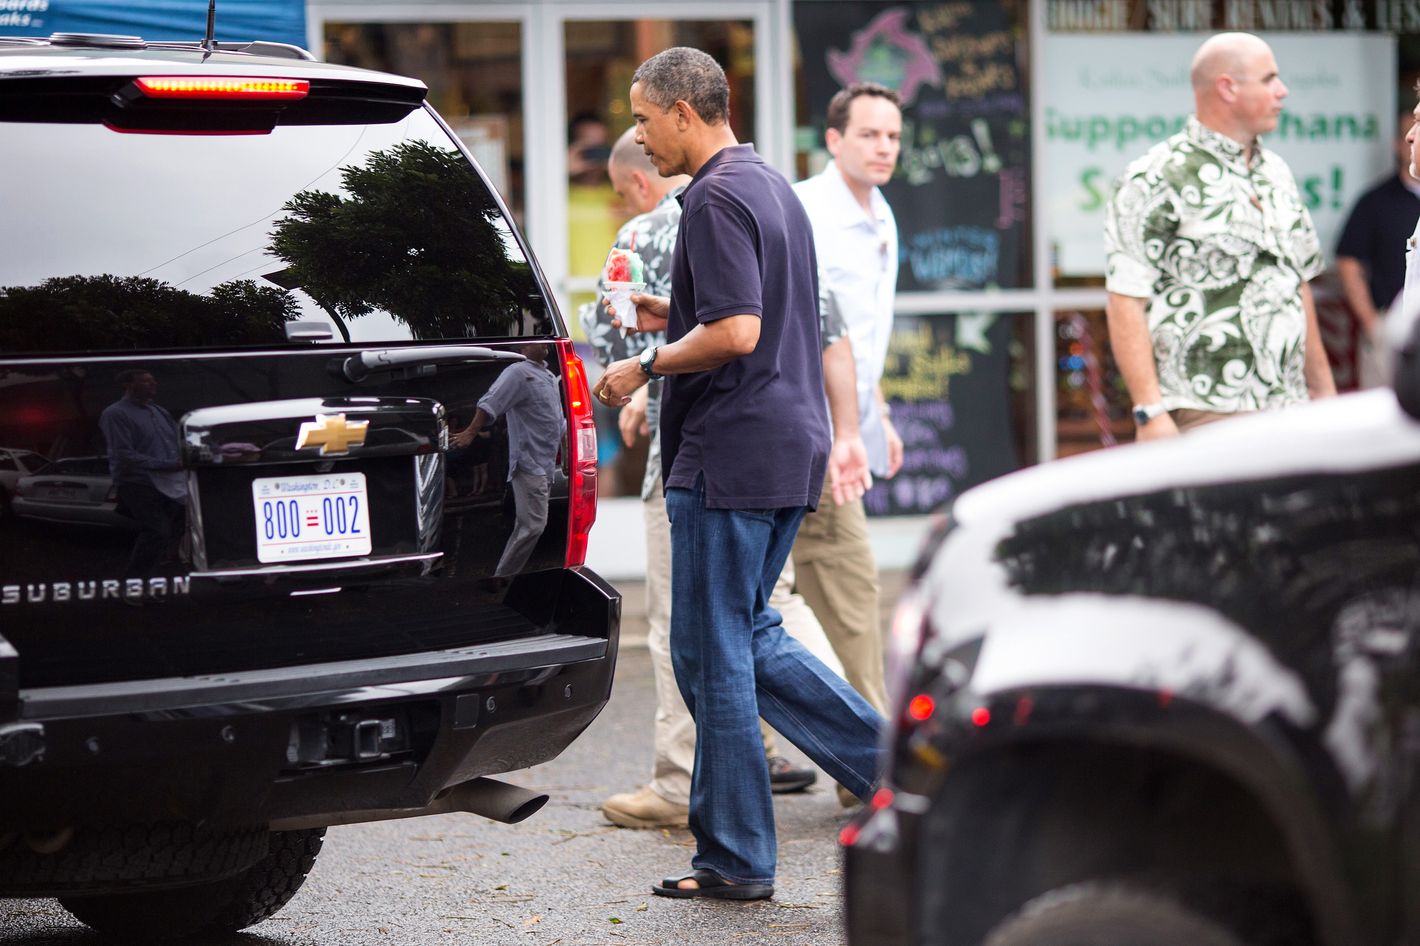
[632,47,730,126]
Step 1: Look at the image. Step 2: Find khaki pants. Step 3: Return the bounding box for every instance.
[494,470,550,577]
[643,481,842,806]
[790,479,887,715]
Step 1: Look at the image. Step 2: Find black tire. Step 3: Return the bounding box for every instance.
[0,822,269,893]
[58,828,324,942]
[983,883,1246,946]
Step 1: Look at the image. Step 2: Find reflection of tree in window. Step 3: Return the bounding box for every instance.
[269,141,545,339]
[0,275,297,352]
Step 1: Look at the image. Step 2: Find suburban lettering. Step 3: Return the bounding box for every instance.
[0,577,192,603]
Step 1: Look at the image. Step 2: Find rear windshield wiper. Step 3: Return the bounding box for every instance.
[339,346,526,382]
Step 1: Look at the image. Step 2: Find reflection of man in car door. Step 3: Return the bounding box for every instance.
[98,369,187,578]
[451,345,563,576]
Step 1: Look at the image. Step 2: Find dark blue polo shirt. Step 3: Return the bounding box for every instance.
[659,144,829,510]
[1336,174,1420,310]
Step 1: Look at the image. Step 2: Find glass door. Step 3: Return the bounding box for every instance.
[559,19,758,313]
[544,6,779,496]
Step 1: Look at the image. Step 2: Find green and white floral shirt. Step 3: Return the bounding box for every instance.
[1105,116,1323,413]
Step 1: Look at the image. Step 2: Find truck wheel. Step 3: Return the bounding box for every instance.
[0,822,269,892]
[983,882,1246,946]
[58,828,324,942]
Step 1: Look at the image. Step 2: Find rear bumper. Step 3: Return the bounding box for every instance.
[0,567,619,833]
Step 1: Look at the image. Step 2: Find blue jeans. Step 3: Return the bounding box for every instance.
[665,475,883,885]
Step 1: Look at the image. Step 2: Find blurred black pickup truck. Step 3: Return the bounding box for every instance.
[0,33,618,940]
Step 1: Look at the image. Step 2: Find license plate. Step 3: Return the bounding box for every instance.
[252,473,372,563]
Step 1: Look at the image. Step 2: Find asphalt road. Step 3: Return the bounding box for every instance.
[0,573,908,946]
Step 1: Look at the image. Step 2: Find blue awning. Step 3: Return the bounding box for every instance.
[0,1,307,50]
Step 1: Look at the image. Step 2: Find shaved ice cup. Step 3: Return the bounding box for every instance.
[604,281,646,331]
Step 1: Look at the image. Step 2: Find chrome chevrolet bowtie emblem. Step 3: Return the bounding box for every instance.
[295,413,369,456]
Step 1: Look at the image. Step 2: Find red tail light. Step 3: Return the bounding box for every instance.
[558,341,598,567]
[134,77,310,100]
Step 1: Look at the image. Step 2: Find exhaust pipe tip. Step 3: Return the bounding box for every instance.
[452,777,549,824]
[502,792,549,825]
[268,775,551,832]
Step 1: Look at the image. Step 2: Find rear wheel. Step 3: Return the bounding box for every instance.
[983,883,1246,946]
[58,828,324,942]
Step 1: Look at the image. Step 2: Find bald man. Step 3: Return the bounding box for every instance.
[1104,32,1335,440]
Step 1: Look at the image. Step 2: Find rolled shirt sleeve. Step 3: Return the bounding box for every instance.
[476,364,521,421]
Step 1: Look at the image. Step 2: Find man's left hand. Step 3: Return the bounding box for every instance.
[883,417,904,478]
[593,356,649,407]
[829,435,873,506]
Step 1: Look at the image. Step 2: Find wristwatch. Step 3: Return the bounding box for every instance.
[638,344,660,378]
[1131,402,1167,426]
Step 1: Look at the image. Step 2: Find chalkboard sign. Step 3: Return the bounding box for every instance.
[795,0,1032,292]
[865,313,1020,516]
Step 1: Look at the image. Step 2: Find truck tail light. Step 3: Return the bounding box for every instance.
[558,341,598,567]
[133,77,310,100]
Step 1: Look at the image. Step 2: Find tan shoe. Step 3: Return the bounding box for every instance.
[602,785,689,829]
[837,784,861,809]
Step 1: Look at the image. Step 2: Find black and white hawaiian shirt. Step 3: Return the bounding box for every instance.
[577,187,681,499]
[1105,116,1324,412]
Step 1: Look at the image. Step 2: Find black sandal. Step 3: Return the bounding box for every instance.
[651,868,774,901]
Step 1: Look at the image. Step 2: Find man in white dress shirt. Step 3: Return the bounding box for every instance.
[1403,88,1420,322]
[791,83,903,776]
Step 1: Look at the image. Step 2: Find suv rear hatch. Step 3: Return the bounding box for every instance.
[0,50,602,692]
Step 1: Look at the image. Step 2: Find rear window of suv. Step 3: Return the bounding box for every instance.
[0,87,551,353]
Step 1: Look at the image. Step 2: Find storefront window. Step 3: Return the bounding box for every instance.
[1042,0,1418,459]
[324,22,526,223]
[562,19,755,300]
[1054,309,1131,456]
[869,311,1036,515]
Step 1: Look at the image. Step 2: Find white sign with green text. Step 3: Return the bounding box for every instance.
[1044,33,1396,276]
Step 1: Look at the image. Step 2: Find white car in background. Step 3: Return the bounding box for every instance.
[10,456,130,528]
[0,446,48,518]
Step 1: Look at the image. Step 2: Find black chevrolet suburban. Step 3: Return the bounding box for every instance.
[0,33,618,940]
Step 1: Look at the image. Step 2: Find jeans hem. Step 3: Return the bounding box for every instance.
[689,859,775,887]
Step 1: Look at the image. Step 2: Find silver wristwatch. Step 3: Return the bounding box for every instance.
[1131,402,1166,426]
